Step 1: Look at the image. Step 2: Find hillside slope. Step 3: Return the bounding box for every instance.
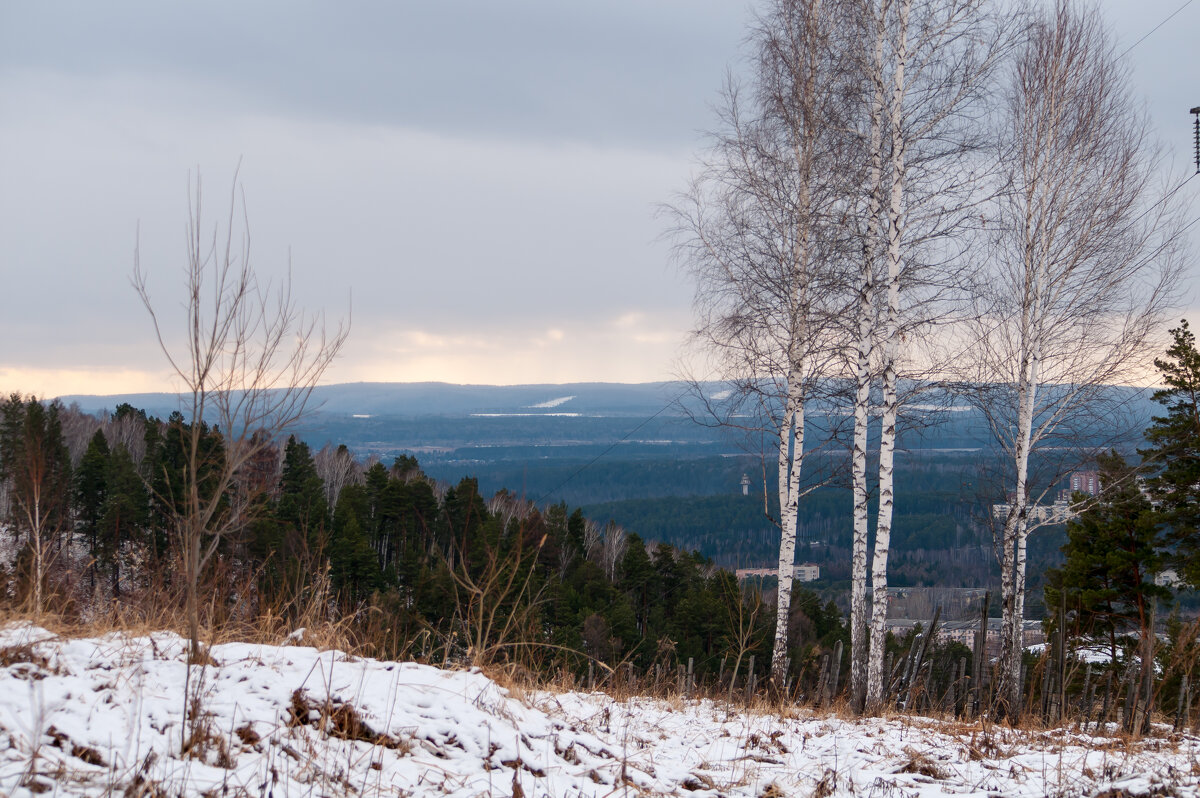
[0,625,1194,797]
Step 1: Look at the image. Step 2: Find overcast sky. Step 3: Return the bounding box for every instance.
[1,0,1197,398]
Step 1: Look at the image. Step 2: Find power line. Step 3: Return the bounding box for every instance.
[1127,171,1198,230]
[1117,0,1194,59]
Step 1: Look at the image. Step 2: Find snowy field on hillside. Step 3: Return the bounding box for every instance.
[1,625,1199,797]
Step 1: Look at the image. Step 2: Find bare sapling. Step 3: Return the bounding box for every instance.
[132,168,347,749]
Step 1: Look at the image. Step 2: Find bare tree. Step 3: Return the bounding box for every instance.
[314,442,361,507]
[958,0,1189,718]
[583,517,604,564]
[58,403,100,468]
[671,0,859,687]
[845,0,1008,714]
[598,521,627,583]
[132,170,348,660]
[846,0,888,713]
[102,406,150,468]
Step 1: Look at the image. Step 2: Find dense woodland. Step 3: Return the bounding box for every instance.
[0,397,861,689]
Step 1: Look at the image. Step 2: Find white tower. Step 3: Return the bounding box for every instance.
[741,474,750,496]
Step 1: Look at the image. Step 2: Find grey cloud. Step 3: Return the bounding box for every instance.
[0,0,752,147]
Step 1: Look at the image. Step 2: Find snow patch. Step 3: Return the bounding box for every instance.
[526,395,575,408]
[0,626,1197,797]
[471,412,580,417]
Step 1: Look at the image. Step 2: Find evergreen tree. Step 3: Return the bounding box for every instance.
[0,396,72,613]
[277,436,328,537]
[99,444,149,596]
[75,429,110,584]
[439,477,488,563]
[328,508,380,603]
[1045,452,1169,661]
[147,411,226,565]
[1142,320,1200,587]
[619,533,654,639]
[255,436,328,602]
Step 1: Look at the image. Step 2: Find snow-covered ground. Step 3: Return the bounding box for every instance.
[1,625,1198,797]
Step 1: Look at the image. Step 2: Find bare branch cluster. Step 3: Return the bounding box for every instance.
[132,169,349,660]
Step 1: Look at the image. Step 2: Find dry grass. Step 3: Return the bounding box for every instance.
[7,597,1194,759]
[1,577,1193,757]
[287,688,413,752]
[0,563,374,660]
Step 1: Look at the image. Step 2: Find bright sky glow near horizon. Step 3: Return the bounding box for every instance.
[1,0,1197,399]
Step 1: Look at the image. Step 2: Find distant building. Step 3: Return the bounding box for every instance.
[1070,470,1099,496]
[741,473,750,496]
[794,563,820,582]
[992,469,1100,523]
[735,564,820,582]
[991,496,1074,524]
[885,618,1043,658]
[1156,569,1185,589]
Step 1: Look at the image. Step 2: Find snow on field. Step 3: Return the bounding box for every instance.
[527,396,576,409]
[1,625,1199,797]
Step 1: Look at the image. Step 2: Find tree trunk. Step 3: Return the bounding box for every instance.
[850,6,887,713]
[771,371,806,684]
[849,347,872,711]
[32,493,44,617]
[186,522,202,662]
[866,0,909,714]
[998,265,1041,720]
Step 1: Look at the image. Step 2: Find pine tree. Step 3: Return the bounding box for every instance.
[0,396,72,613]
[328,509,380,604]
[1142,320,1200,587]
[75,429,110,586]
[277,436,328,537]
[99,444,149,596]
[1045,452,1168,661]
[255,436,328,602]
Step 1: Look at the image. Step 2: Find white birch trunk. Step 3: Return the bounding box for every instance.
[867,351,898,711]
[16,478,47,617]
[32,493,44,617]
[771,370,806,683]
[849,334,872,710]
[999,331,1039,717]
[849,14,887,710]
[866,0,909,713]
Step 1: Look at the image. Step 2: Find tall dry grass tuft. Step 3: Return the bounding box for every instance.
[0,550,366,655]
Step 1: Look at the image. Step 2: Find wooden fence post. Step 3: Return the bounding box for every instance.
[828,641,844,705]
[972,592,990,717]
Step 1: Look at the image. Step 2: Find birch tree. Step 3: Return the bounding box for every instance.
[845,0,1006,713]
[672,0,856,685]
[315,442,362,507]
[847,0,887,713]
[960,0,1188,718]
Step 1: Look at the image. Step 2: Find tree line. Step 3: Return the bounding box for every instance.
[0,394,861,688]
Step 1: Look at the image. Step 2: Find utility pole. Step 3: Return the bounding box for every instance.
[1191,107,1199,173]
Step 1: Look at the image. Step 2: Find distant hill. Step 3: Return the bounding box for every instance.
[57,380,1158,469]
[57,381,684,419]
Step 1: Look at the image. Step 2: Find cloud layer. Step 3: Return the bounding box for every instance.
[0,0,1195,396]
